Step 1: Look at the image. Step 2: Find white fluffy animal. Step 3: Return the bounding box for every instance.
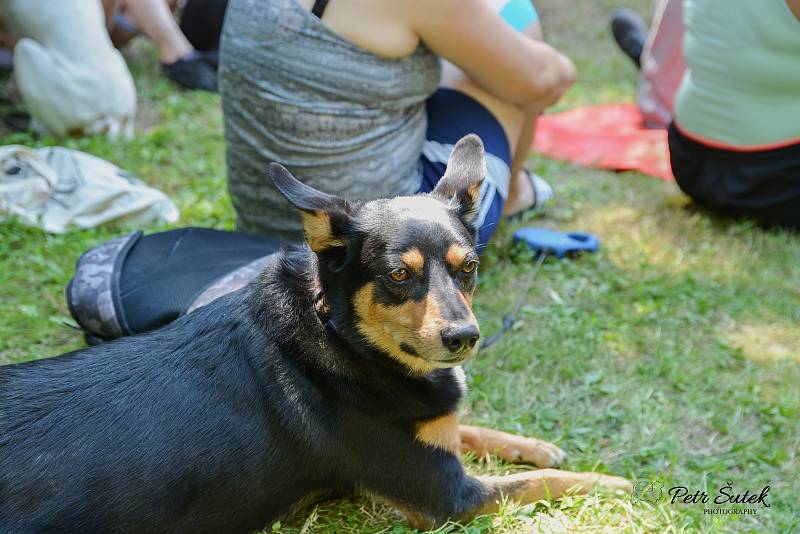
[0,0,137,137]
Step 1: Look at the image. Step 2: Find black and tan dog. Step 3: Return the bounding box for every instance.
[0,135,630,533]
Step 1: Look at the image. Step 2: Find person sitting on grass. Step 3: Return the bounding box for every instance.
[60,0,577,340]
[220,0,576,247]
[668,0,800,228]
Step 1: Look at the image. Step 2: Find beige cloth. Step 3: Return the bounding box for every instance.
[0,145,178,233]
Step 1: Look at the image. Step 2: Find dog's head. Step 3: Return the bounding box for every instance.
[270,134,485,374]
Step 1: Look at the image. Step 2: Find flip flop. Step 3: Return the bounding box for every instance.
[506,170,554,221]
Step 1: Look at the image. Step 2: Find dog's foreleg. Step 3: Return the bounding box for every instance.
[459,425,567,467]
[398,467,631,530]
[471,469,632,516]
[384,418,630,529]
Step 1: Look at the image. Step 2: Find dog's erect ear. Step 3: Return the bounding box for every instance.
[431,134,486,232]
[268,163,352,253]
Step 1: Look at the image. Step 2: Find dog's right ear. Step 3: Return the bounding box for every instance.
[431,134,486,235]
[268,163,352,253]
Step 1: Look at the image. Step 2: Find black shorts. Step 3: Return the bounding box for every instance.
[668,124,800,229]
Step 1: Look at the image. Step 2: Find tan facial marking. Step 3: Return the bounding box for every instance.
[400,248,425,276]
[416,412,461,454]
[300,211,344,253]
[446,244,470,271]
[352,282,450,374]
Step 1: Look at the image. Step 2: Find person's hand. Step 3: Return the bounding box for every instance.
[409,0,576,113]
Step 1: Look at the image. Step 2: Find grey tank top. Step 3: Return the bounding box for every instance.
[219,0,441,240]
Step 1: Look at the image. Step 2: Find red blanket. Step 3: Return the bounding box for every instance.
[533,104,674,181]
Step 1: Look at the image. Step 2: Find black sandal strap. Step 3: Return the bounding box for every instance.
[311,0,329,18]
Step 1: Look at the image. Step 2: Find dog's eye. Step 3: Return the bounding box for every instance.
[388,268,409,282]
[462,260,479,273]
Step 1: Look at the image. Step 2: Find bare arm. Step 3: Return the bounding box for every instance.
[787,0,800,21]
[406,0,575,112]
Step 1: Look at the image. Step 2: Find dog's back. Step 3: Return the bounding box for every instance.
[0,288,316,533]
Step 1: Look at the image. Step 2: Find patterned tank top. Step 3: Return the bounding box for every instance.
[220,0,441,239]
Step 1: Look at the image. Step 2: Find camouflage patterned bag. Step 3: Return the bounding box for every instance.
[66,228,282,341]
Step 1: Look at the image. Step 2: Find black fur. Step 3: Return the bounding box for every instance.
[0,135,492,533]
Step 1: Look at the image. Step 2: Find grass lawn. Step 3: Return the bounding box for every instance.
[1,1,798,532]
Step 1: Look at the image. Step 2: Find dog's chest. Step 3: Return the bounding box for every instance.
[452,366,468,397]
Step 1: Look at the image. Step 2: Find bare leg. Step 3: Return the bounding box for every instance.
[459,424,567,467]
[117,0,192,63]
[439,14,547,216]
[106,0,216,91]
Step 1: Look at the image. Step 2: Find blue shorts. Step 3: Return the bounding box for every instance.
[417,89,511,249]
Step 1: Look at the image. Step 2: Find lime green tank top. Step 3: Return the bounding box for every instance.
[674,0,800,149]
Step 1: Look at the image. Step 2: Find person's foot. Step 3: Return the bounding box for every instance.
[162,52,218,92]
[197,50,219,71]
[502,170,554,219]
[611,8,648,68]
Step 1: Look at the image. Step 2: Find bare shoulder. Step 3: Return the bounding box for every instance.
[300,0,424,58]
[787,0,800,21]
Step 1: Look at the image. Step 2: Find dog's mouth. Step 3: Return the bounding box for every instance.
[398,338,479,368]
[419,348,479,368]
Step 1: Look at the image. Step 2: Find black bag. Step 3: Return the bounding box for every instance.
[66,228,283,342]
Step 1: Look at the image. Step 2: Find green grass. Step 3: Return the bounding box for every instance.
[1,1,798,532]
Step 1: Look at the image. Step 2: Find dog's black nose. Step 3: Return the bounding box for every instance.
[441,324,480,353]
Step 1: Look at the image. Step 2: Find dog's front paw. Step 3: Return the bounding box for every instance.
[460,426,569,468]
[504,436,568,468]
[591,473,633,494]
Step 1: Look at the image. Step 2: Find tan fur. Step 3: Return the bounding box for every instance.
[416,413,461,454]
[445,244,470,271]
[473,470,632,518]
[300,211,344,252]
[400,248,425,276]
[459,425,567,468]
[414,294,449,347]
[352,283,451,374]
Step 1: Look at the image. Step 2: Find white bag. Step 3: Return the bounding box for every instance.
[0,145,179,233]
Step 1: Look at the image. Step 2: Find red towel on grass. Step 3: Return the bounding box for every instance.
[533,104,674,181]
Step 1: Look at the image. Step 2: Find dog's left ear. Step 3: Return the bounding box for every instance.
[268,163,352,253]
[431,134,486,233]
